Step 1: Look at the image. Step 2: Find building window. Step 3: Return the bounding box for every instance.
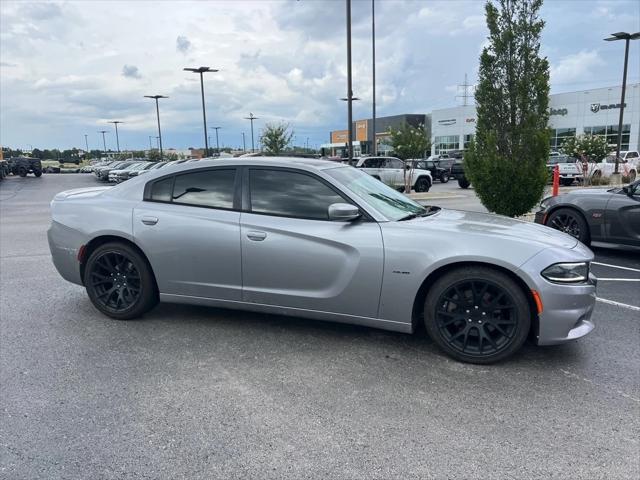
[463,134,474,149]
[550,128,576,151]
[583,124,631,150]
[434,135,459,154]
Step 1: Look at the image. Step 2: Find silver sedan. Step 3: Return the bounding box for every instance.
[48,158,596,363]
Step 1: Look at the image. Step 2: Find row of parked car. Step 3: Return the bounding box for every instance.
[91,158,204,183]
[548,150,639,186]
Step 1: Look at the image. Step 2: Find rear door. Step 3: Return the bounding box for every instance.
[604,182,640,246]
[134,167,243,299]
[382,158,404,188]
[240,167,384,318]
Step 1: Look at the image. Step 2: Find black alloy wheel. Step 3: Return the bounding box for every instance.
[424,267,530,363]
[84,242,158,319]
[414,177,431,192]
[545,208,589,244]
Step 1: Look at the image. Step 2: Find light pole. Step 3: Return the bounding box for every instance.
[148,136,154,151]
[210,126,221,156]
[108,121,123,153]
[604,31,639,180]
[371,0,377,156]
[98,130,108,156]
[184,66,219,157]
[345,0,355,165]
[242,132,246,152]
[244,113,259,152]
[144,95,168,159]
[84,134,89,161]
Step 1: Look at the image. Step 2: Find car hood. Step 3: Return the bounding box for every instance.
[564,188,613,196]
[397,208,578,249]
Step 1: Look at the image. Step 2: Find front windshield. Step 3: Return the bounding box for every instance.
[326,166,427,221]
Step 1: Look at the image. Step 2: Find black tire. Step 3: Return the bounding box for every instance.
[458,177,470,189]
[545,208,590,245]
[34,169,42,177]
[414,176,431,192]
[440,172,449,183]
[18,167,27,177]
[424,266,531,364]
[83,242,158,320]
[560,178,574,187]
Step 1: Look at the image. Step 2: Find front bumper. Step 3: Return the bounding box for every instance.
[518,244,596,345]
[534,210,546,225]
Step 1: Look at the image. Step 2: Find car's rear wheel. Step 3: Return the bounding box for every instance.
[458,178,470,189]
[18,167,27,177]
[34,169,42,177]
[440,172,449,183]
[414,177,431,192]
[424,267,531,364]
[84,242,158,320]
[546,208,589,245]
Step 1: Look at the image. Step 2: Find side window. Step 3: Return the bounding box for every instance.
[384,159,402,169]
[150,177,173,202]
[628,152,638,159]
[172,169,236,209]
[249,169,349,220]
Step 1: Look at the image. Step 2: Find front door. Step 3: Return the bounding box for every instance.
[605,182,640,246]
[240,167,384,318]
[134,167,243,300]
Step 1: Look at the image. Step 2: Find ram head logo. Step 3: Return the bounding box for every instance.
[590,103,600,113]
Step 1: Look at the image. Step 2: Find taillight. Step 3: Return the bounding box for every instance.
[77,245,87,262]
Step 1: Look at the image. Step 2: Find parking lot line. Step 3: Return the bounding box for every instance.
[592,262,640,273]
[596,297,640,312]
[596,278,640,282]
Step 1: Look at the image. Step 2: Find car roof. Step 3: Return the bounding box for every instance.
[157,156,344,172]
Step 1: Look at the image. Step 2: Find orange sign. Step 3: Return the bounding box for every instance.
[356,120,368,142]
[331,130,348,143]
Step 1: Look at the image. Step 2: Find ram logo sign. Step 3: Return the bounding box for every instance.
[590,102,626,113]
[590,103,600,113]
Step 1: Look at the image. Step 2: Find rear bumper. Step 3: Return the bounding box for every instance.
[47,222,84,286]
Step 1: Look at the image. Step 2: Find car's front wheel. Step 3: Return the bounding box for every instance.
[424,266,531,364]
[458,178,470,189]
[84,242,158,320]
[414,177,431,192]
[440,172,449,183]
[545,208,589,245]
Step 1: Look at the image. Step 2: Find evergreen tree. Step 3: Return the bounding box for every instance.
[464,0,550,217]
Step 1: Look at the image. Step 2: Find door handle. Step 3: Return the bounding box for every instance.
[141,216,158,225]
[246,231,267,241]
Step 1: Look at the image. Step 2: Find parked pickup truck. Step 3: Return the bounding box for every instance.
[592,151,639,182]
[546,155,589,186]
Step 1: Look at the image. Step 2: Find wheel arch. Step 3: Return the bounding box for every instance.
[544,204,591,243]
[80,234,158,295]
[411,261,539,340]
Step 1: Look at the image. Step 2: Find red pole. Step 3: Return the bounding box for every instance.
[552,165,559,196]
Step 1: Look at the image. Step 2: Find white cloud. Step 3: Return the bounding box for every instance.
[550,50,605,86]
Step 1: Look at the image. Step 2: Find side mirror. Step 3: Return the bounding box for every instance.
[328,203,361,221]
[622,186,632,197]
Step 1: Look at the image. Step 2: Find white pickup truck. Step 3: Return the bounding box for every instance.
[547,155,593,186]
[592,151,639,181]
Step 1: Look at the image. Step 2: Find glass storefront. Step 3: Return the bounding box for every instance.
[463,134,474,149]
[434,135,459,154]
[583,124,631,150]
[550,128,576,151]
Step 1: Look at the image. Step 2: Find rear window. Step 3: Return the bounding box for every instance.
[150,177,173,202]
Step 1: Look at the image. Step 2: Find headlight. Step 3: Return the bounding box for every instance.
[541,262,589,283]
[539,196,552,209]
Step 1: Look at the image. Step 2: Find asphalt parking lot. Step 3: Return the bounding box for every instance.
[1,174,639,479]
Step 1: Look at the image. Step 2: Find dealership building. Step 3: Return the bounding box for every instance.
[326,84,639,158]
[431,83,640,155]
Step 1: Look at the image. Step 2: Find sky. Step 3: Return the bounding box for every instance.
[1,0,639,152]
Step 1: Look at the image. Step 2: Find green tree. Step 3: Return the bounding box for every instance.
[389,122,430,192]
[147,150,162,161]
[464,0,550,217]
[261,122,293,155]
[560,134,610,163]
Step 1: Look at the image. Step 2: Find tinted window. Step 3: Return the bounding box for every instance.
[171,169,235,208]
[384,159,403,169]
[364,158,382,168]
[250,169,347,220]
[150,177,173,202]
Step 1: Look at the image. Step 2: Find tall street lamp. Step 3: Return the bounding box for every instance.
[371,0,377,156]
[84,134,89,161]
[210,126,221,156]
[98,130,108,156]
[184,66,219,157]
[242,132,246,152]
[144,95,168,159]
[108,120,123,153]
[340,96,360,161]
[148,136,154,151]
[244,113,259,152]
[604,31,640,180]
[345,0,355,165]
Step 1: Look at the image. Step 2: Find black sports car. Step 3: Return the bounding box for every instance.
[535,180,640,247]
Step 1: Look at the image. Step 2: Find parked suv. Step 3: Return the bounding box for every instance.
[356,156,432,192]
[8,157,42,177]
[409,159,450,183]
[593,150,639,181]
